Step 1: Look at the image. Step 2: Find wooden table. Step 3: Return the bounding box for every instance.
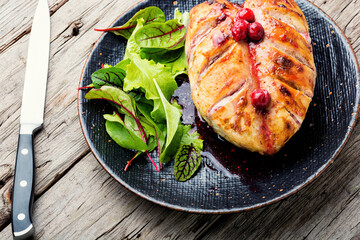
[1,0,359,239]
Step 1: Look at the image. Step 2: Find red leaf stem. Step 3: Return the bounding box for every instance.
[146,150,159,172]
[77,86,94,90]
[124,152,140,172]
[91,92,159,171]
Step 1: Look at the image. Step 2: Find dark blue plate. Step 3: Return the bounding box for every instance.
[78,0,360,213]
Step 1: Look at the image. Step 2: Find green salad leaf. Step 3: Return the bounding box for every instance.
[94,6,165,39]
[140,47,183,64]
[174,8,190,29]
[124,55,178,121]
[104,112,149,151]
[152,78,182,163]
[178,125,203,150]
[124,19,144,59]
[114,58,131,70]
[174,144,201,182]
[135,19,186,50]
[85,7,203,181]
[91,67,126,89]
[165,50,188,77]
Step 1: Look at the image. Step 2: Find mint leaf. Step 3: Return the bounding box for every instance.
[95,7,165,39]
[174,144,201,181]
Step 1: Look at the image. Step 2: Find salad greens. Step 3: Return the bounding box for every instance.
[94,7,166,39]
[84,7,202,181]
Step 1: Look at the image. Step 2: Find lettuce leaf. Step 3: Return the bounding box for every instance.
[152,78,182,163]
[123,55,178,122]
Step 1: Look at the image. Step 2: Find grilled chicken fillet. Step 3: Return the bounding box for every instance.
[185,0,316,155]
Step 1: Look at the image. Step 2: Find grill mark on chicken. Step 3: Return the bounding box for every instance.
[277,4,303,17]
[273,75,303,94]
[275,55,294,69]
[199,43,235,80]
[280,85,291,96]
[188,27,215,66]
[284,107,301,126]
[208,81,246,117]
[270,41,314,71]
[187,3,231,65]
[260,6,311,46]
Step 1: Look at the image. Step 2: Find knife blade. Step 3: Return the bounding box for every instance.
[12,0,50,239]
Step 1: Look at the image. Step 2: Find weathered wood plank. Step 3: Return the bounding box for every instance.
[0,0,143,231]
[0,0,69,54]
[1,129,360,239]
[0,154,221,239]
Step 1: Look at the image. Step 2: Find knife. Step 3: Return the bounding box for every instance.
[11,0,50,239]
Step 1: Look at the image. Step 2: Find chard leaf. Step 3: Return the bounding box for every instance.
[85,86,137,118]
[174,144,201,181]
[124,19,145,59]
[140,47,183,64]
[95,7,165,39]
[104,112,149,151]
[135,19,186,50]
[91,67,126,89]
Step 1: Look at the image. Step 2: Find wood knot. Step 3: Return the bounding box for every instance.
[71,20,83,37]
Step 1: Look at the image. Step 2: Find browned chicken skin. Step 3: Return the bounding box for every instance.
[185,0,316,155]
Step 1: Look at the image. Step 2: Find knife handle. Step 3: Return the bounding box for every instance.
[12,133,35,240]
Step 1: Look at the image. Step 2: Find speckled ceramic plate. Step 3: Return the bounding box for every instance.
[78,0,360,213]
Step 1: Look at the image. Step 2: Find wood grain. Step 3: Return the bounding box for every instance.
[0,0,359,239]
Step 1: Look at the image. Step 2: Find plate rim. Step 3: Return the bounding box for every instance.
[77,0,360,214]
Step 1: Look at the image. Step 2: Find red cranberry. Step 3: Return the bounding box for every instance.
[248,22,265,42]
[251,89,271,109]
[231,19,248,42]
[236,8,255,23]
